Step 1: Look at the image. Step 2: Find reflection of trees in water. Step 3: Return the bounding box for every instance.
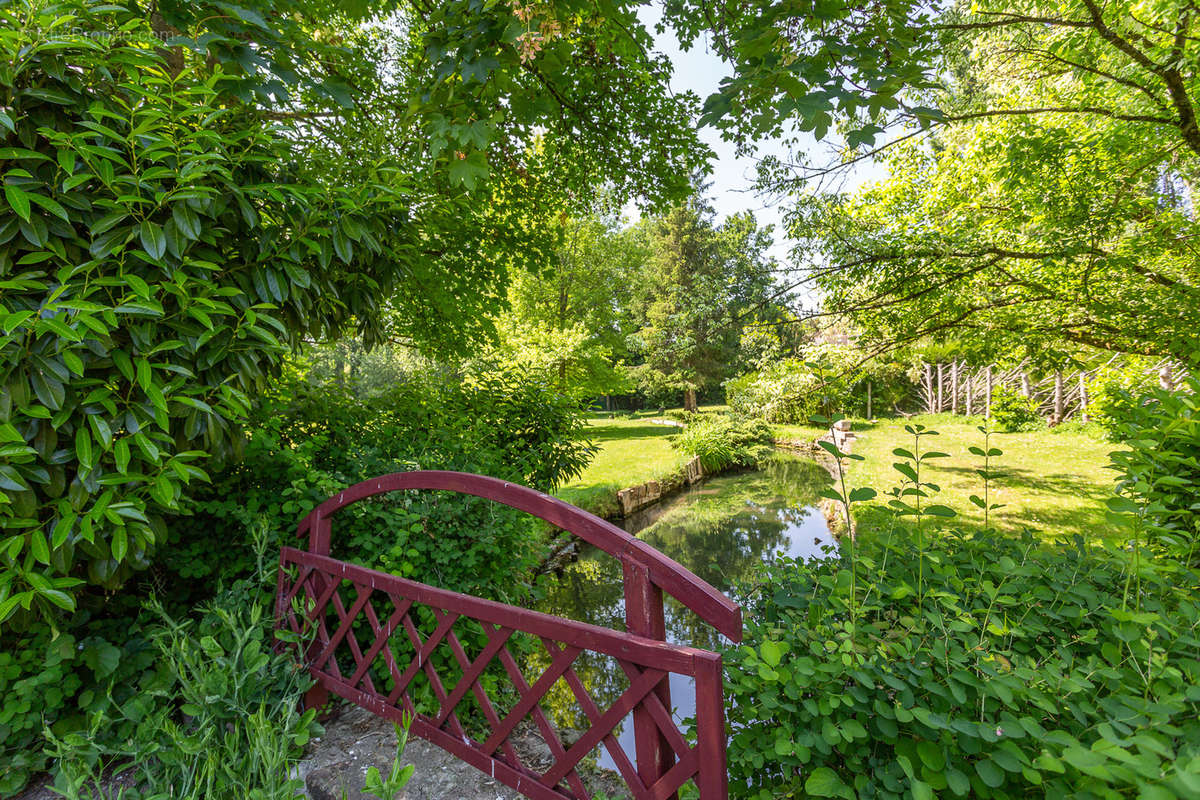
[532,454,833,719]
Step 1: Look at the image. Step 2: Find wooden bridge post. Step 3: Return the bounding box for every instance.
[623,561,676,793]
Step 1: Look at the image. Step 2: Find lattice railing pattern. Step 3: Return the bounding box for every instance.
[277,546,726,800]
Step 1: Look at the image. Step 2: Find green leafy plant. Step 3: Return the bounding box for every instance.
[725,360,822,424]
[358,717,416,800]
[812,414,876,624]
[1106,376,1200,566]
[44,528,319,800]
[672,415,773,472]
[721,527,1200,799]
[885,423,956,602]
[988,385,1043,433]
[165,373,593,602]
[968,425,1006,529]
[0,1,427,626]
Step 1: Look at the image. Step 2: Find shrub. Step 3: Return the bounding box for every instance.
[725,361,822,424]
[163,373,593,602]
[0,1,423,626]
[0,590,163,796]
[673,416,773,472]
[722,528,1200,799]
[1088,360,1162,438]
[988,384,1042,432]
[46,547,320,800]
[1107,376,1200,565]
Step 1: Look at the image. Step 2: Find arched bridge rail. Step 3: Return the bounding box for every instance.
[275,470,742,800]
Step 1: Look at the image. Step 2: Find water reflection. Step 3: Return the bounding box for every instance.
[536,453,838,778]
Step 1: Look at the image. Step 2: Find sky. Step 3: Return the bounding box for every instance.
[637,7,887,279]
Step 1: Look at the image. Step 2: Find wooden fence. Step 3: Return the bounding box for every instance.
[910,356,1186,422]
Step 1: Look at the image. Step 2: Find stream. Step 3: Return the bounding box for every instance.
[537,452,838,777]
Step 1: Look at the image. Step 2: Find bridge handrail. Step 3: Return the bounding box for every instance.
[295,470,742,642]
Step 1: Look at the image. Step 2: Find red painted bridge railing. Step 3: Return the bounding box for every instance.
[275,470,742,800]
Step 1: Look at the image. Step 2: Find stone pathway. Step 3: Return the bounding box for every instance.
[299,705,627,800]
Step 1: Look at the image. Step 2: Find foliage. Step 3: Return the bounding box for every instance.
[360,718,416,800]
[1088,360,1162,438]
[470,315,632,399]
[1107,377,1200,565]
[300,340,439,399]
[0,0,717,627]
[482,212,646,398]
[988,385,1043,433]
[725,361,821,424]
[166,373,593,602]
[45,549,318,800]
[671,415,773,472]
[722,528,1200,798]
[764,0,1200,362]
[628,198,778,411]
[0,604,159,796]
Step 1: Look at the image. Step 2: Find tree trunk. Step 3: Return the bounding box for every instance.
[1079,373,1089,423]
[1020,371,1032,397]
[966,372,973,417]
[866,381,873,420]
[683,388,698,413]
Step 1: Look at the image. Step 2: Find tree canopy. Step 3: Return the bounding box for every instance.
[0,0,710,623]
[714,0,1200,362]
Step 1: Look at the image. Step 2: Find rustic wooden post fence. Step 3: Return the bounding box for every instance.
[275,471,742,800]
[913,357,1188,423]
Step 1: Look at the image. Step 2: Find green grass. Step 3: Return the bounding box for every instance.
[770,422,828,442]
[841,414,1119,542]
[557,414,689,515]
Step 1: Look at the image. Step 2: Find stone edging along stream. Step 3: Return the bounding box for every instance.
[609,423,859,539]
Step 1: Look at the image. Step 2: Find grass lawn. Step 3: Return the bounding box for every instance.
[557,413,688,515]
[842,414,1119,543]
[771,422,829,442]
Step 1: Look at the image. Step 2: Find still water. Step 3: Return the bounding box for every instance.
[537,452,838,775]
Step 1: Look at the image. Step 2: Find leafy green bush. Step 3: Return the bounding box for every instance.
[46,549,319,800]
[723,529,1200,799]
[988,384,1042,432]
[0,1,423,625]
[1107,376,1200,565]
[672,415,773,472]
[164,373,593,602]
[725,360,821,424]
[1088,360,1161,439]
[0,589,165,796]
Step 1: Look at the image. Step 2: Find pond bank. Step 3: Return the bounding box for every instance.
[539,452,837,780]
